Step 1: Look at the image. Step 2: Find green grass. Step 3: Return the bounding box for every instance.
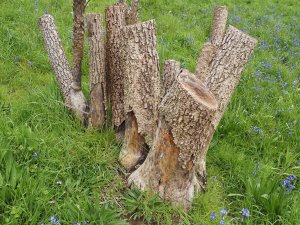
[0,0,299,224]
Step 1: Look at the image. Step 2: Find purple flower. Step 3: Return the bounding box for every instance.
[294,37,300,46]
[45,10,49,15]
[220,218,225,225]
[33,152,38,160]
[50,215,60,225]
[241,208,250,217]
[29,61,33,67]
[35,0,38,6]
[252,170,257,175]
[287,175,296,181]
[286,184,295,192]
[220,208,227,216]
[210,212,217,220]
[281,179,290,187]
[213,176,217,182]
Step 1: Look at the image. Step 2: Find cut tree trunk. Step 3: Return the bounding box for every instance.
[128,25,257,208]
[105,4,127,130]
[129,71,218,208]
[88,14,107,128]
[72,0,86,90]
[39,15,87,121]
[119,20,161,171]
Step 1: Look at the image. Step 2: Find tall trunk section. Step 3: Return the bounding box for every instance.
[88,14,107,128]
[105,4,127,130]
[119,20,161,171]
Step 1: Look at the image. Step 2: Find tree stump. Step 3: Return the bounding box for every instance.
[128,11,257,208]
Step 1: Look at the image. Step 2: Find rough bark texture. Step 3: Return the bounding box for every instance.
[88,14,107,128]
[39,15,87,121]
[210,6,228,47]
[195,42,215,82]
[72,0,86,89]
[126,0,139,25]
[162,60,181,96]
[129,25,257,208]
[119,20,161,170]
[105,4,127,128]
[129,71,218,208]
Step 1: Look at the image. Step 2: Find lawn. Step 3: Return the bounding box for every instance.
[0,0,299,224]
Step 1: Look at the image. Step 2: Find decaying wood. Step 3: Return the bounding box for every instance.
[39,15,87,121]
[88,14,107,128]
[120,112,147,171]
[105,4,127,128]
[162,60,181,96]
[129,25,257,208]
[72,0,86,89]
[119,20,161,170]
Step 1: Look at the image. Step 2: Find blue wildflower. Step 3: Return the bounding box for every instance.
[253,126,263,134]
[15,56,20,62]
[286,184,295,192]
[220,218,225,225]
[33,152,38,160]
[294,37,300,46]
[287,175,296,181]
[210,212,217,220]
[241,208,250,217]
[50,215,60,225]
[252,170,257,175]
[280,82,288,88]
[35,0,38,6]
[213,176,217,182]
[220,208,227,216]
[29,61,33,67]
[281,179,290,187]
[45,10,49,15]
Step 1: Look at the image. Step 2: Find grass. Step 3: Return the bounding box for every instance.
[0,0,299,224]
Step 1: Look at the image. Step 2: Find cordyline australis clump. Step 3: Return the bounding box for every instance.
[39,0,257,210]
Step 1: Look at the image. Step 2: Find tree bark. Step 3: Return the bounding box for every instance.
[210,6,228,47]
[162,60,181,96]
[129,71,218,209]
[72,0,86,90]
[39,15,87,121]
[195,43,215,82]
[126,0,139,25]
[129,25,257,208]
[105,4,127,129]
[88,14,107,128]
[119,20,161,171]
